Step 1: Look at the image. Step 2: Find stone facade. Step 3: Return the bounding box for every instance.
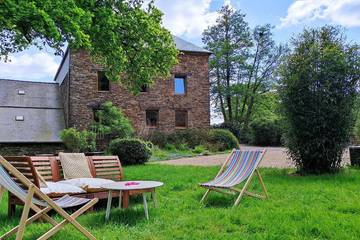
[62,50,210,135]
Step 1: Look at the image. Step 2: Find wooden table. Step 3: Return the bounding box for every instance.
[102,181,163,221]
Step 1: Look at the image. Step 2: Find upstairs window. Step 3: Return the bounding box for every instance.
[98,71,110,91]
[146,110,159,127]
[174,76,186,95]
[175,110,187,128]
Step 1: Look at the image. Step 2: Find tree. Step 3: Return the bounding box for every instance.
[280,25,360,174]
[0,0,178,92]
[202,5,251,122]
[203,6,285,126]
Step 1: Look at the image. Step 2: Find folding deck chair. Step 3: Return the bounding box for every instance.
[199,149,268,207]
[0,156,99,240]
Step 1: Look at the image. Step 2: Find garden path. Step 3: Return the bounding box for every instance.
[157,145,350,168]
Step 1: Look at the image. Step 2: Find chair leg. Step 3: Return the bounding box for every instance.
[16,186,35,240]
[233,173,255,207]
[0,185,5,201]
[256,169,268,198]
[37,199,98,240]
[1,207,52,240]
[200,189,211,203]
[8,198,16,218]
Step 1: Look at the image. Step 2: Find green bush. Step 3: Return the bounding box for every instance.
[213,121,241,141]
[250,119,283,146]
[207,129,239,151]
[192,145,206,154]
[60,128,96,152]
[108,138,152,165]
[280,26,360,174]
[148,129,209,149]
[91,101,134,139]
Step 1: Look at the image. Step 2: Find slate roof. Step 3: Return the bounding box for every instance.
[172,35,211,54]
[0,79,65,143]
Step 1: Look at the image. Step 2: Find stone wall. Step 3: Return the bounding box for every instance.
[66,50,210,135]
[0,143,64,156]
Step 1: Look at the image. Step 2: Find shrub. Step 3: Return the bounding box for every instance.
[250,119,283,146]
[213,121,241,141]
[108,138,152,165]
[90,101,134,139]
[280,26,360,174]
[192,145,206,154]
[60,128,96,152]
[148,129,209,149]
[207,129,239,151]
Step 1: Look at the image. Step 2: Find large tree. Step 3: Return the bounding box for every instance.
[280,26,360,174]
[203,6,284,126]
[0,0,178,92]
[202,6,251,122]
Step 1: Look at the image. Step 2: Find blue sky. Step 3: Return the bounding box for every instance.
[0,0,359,82]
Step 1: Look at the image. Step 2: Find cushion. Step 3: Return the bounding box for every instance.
[40,182,86,196]
[59,153,93,179]
[59,178,115,191]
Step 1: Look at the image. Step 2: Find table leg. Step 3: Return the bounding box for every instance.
[122,191,129,208]
[151,189,158,208]
[142,193,149,220]
[105,190,113,221]
[118,191,122,208]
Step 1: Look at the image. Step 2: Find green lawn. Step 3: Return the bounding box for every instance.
[1,165,360,239]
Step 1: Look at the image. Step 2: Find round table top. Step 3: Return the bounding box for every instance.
[101,181,164,191]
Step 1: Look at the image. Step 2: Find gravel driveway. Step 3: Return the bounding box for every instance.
[156,145,350,168]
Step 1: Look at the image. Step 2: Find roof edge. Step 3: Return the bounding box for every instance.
[53,47,70,82]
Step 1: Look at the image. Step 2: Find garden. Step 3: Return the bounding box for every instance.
[1,2,360,240]
[1,166,360,239]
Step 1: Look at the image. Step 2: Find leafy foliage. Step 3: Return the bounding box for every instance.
[108,138,152,165]
[250,119,283,146]
[207,129,240,151]
[0,0,178,92]
[203,6,285,126]
[60,128,96,152]
[148,129,209,149]
[91,101,134,140]
[280,26,360,174]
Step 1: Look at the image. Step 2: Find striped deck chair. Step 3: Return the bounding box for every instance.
[0,156,98,240]
[200,149,268,206]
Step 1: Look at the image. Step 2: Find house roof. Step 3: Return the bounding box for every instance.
[0,79,65,143]
[172,35,212,54]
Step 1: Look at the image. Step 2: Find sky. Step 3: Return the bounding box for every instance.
[0,0,359,83]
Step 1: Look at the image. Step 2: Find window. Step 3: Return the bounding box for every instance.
[140,84,148,92]
[146,110,159,127]
[97,71,110,91]
[18,90,25,95]
[175,110,187,128]
[15,116,24,121]
[174,76,186,95]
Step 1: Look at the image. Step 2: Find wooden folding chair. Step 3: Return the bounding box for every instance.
[199,149,268,207]
[0,156,99,240]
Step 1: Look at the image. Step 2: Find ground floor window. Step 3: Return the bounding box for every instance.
[146,110,159,127]
[175,110,188,128]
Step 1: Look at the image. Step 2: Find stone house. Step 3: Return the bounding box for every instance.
[0,36,211,154]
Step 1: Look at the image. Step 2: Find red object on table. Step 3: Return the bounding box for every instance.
[125,182,140,186]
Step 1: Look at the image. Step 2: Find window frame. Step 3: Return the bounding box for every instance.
[175,109,188,128]
[97,71,110,92]
[146,109,159,128]
[174,75,187,95]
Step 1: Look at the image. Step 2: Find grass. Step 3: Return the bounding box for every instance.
[1,165,360,239]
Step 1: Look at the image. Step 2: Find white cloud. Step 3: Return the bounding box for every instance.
[153,0,220,38]
[279,0,360,28]
[0,52,59,82]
